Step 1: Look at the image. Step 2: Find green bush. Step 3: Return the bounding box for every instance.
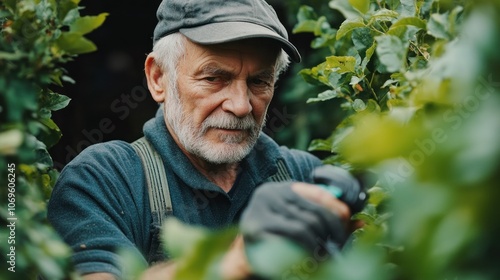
[0,0,105,278]
[160,1,500,279]
[289,0,500,279]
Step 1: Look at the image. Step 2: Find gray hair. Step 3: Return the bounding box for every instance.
[151,33,291,88]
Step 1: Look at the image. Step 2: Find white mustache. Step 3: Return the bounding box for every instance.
[202,113,257,131]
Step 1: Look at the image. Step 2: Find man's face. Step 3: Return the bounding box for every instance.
[164,38,279,164]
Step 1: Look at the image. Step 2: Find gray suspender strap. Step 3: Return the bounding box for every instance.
[131,136,173,224]
[266,159,292,182]
[131,136,172,263]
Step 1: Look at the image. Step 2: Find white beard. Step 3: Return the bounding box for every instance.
[163,89,264,164]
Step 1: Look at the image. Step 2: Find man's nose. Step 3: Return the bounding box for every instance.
[221,81,252,117]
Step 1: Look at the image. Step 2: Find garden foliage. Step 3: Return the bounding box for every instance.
[161,0,500,279]
[0,0,105,278]
[289,0,500,279]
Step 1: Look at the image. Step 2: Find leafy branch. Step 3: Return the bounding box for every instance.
[0,0,106,278]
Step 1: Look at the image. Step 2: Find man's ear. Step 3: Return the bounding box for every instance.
[145,53,167,103]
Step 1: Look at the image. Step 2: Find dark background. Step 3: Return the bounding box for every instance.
[49,0,318,170]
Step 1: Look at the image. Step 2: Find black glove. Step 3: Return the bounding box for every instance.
[240,181,347,254]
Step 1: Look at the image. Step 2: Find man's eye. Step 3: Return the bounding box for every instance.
[250,78,270,87]
[205,76,219,82]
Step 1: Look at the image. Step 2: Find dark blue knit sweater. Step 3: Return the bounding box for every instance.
[47,108,322,277]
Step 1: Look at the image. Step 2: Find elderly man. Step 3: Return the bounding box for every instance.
[48,0,361,279]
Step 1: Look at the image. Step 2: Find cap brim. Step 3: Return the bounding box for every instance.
[179,22,301,63]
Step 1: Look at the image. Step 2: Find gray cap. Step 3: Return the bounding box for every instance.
[153,0,301,62]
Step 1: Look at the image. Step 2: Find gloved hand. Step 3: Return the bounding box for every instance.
[223,165,372,280]
[239,181,349,254]
[238,165,372,279]
[238,180,355,280]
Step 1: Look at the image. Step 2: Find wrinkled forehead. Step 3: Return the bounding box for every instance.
[184,37,281,67]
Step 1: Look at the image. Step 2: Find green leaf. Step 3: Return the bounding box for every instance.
[33,0,51,21]
[317,245,390,280]
[298,68,323,86]
[293,6,321,34]
[330,121,356,153]
[36,145,54,167]
[50,70,64,87]
[390,17,426,30]
[35,252,66,280]
[0,129,24,155]
[307,89,342,103]
[448,6,464,36]
[325,56,357,74]
[370,8,399,23]
[245,236,308,280]
[327,71,343,88]
[388,17,425,43]
[56,32,98,54]
[337,18,366,40]
[43,92,71,111]
[352,27,373,53]
[38,118,62,148]
[382,79,398,88]
[375,35,407,73]
[322,154,345,165]
[352,211,376,224]
[59,4,80,24]
[308,137,334,152]
[61,75,76,84]
[314,16,335,36]
[38,108,52,120]
[419,0,436,15]
[367,186,389,207]
[352,98,367,112]
[348,0,370,14]
[162,218,238,280]
[3,78,38,122]
[311,35,336,49]
[398,0,417,17]
[70,13,108,35]
[350,75,362,86]
[364,99,382,113]
[329,0,362,20]
[384,0,400,10]
[117,248,148,280]
[162,218,209,258]
[387,25,420,42]
[427,12,451,40]
[338,113,420,165]
[293,20,317,33]
[361,42,376,70]
[431,207,477,263]
[296,5,318,22]
[0,8,10,18]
